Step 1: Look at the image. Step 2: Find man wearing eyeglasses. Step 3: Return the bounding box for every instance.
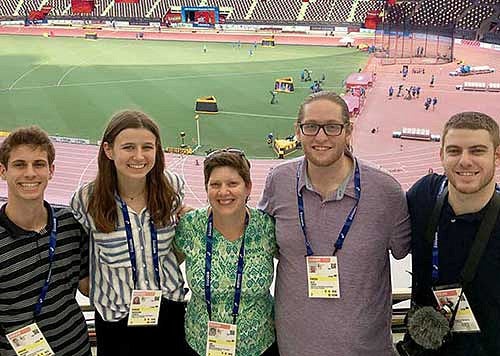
[258,91,411,356]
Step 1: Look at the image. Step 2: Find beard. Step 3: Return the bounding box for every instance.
[302,145,347,168]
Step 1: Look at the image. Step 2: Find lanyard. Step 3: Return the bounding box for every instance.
[34,207,57,317]
[204,211,248,325]
[296,159,361,256]
[432,179,500,282]
[119,198,161,290]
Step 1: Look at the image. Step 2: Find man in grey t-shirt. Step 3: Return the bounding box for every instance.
[258,91,411,356]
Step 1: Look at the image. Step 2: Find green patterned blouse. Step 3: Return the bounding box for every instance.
[175,207,277,356]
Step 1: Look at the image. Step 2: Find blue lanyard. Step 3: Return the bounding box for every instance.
[119,198,161,290]
[296,159,361,256]
[34,207,57,317]
[204,211,248,325]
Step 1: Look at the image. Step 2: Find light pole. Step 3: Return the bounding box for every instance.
[195,114,201,150]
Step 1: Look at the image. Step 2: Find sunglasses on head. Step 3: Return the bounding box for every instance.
[205,148,246,159]
[204,148,250,168]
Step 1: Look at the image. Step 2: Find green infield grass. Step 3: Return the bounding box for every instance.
[0,35,368,157]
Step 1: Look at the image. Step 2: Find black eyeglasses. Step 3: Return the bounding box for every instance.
[299,123,346,137]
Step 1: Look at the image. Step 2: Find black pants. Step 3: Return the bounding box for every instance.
[185,341,279,356]
[95,298,187,356]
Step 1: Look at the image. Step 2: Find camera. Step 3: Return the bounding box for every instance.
[396,334,442,356]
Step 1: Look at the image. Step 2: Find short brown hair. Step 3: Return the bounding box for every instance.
[0,126,55,167]
[203,149,251,189]
[297,91,351,127]
[442,112,499,148]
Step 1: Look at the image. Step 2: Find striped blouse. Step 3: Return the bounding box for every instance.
[70,170,186,322]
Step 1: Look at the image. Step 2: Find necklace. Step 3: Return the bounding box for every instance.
[123,189,145,201]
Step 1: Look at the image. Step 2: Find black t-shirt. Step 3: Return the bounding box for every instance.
[407,174,500,356]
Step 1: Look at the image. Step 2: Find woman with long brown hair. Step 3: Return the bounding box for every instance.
[71,110,187,355]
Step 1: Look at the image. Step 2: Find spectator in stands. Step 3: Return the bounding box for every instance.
[406,111,500,355]
[0,126,91,356]
[257,91,411,356]
[175,149,278,356]
[70,110,188,356]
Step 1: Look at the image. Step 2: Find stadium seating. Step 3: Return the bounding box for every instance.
[49,0,70,16]
[476,0,498,5]
[1,0,17,16]
[330,0,355,23]
[109,1,148,19]
[251,0,302,22]
[1,0,497,35]
[352,0,384,24]
[384,1,417,24]
[168,0,200,7]
[150,0,168,20]
[205,0,253,21]
[411,0,472,26]
[27,0,45,11]
[302,0,336,22]
[456,5,495,30]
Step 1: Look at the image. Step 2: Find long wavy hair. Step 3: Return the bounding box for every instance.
[88,110,180,232]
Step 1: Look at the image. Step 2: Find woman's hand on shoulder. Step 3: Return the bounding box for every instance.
[177,204,194,219]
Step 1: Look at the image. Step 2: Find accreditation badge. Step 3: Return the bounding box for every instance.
[206,321,237,356]
[433,287,480,332]
[6,322,54,356]
[127,289,162,326]
[306,256,340,298]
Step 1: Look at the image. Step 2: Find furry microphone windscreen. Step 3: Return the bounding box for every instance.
[408,306,450,350]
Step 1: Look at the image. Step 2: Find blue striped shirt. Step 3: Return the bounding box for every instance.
[70,170,186,322]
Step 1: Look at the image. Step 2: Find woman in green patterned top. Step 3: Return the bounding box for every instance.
[175,149,278,356]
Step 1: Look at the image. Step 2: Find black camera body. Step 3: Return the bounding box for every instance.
[396,333,447,356]
[395,306,452,356]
